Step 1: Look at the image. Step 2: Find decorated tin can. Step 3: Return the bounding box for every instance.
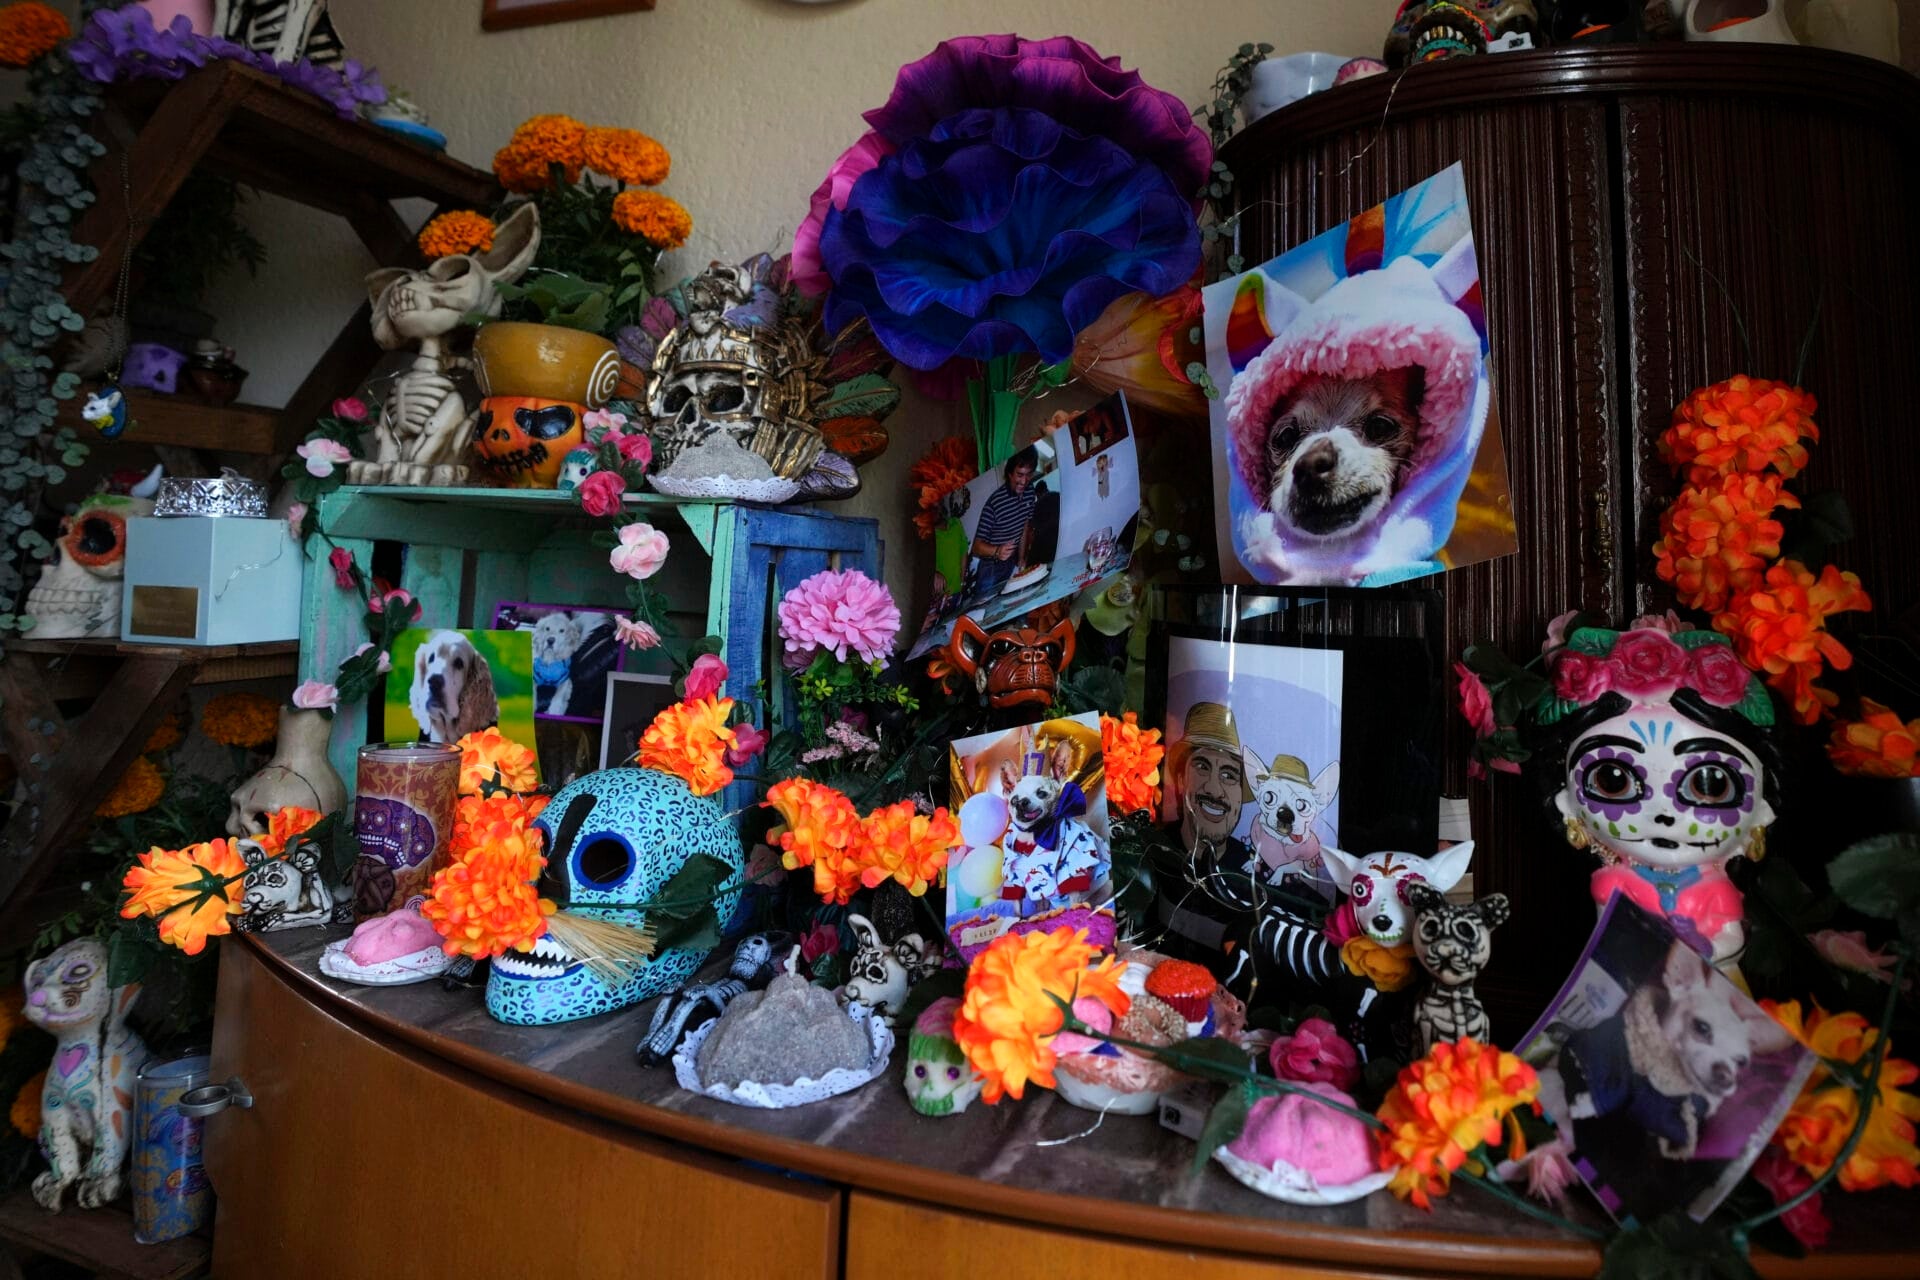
[132,1054,213,1244]
[352,742,460,919]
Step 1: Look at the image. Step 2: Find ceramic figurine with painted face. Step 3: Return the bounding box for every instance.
[903,997,983,1116]
[1536,625,1780,969]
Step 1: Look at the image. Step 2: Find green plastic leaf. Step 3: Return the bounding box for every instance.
[1192,1080,1251,1174]
[107,929,156,988]
[814,373,900,423]
[1827,833,1920,921]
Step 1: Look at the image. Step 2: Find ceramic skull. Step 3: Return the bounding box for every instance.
[25,492,155,639]
[556,447,596,493]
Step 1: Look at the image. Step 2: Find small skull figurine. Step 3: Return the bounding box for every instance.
[904,996,984,1117]
[842,913,939,1025]
[1405,882,1509,1052]
[556,447,596,493]
[947,616,1076,710]
[24,491,156,639]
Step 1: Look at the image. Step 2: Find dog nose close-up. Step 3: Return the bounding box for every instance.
[429,674,444,693]
[1296,440,1340,486]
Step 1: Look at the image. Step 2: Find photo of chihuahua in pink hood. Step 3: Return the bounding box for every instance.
[1206,164,1513,586]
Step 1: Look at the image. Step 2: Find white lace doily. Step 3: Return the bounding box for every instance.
[1214,1145,1392,1206]
[649,474,801,504]
[673,1000,895,1108]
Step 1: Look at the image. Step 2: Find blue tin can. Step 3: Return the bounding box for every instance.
[131,1054,214,1244]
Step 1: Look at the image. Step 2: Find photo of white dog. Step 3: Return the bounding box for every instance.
[495,601,627,724]
[409,629,498,743]
[1244,752,1339,887]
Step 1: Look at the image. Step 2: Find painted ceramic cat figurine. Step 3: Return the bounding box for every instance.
[23,939,148,1210]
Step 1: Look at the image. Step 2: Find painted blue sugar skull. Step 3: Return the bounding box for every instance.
[486,767,744,1026]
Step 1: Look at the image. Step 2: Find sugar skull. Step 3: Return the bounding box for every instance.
[25,492,154,639]
[1320,842,1474,948]
[903,996,983,1116]
[556,448,596,493]
[1532,626,1780,968]
[470,396,586,488]
[487,767,744,1026]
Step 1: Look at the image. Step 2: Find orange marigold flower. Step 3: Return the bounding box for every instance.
[951,927,1130,1104]
[638,695,736,796]
[10,1068,42,1138]
[1101,711,1165,815]
[493,142,556,193]
[417,210,495,259]
[96,756,165,819]
[255,806,323,857]
[610,190,692,249]
[581,126,670,186]
[455,727,540,797]
[1375,1037,1541,1210]
[1661,375,1819,485]
[200,691,280,748]
[510,113,586,168]
[1652,473,1797,614]
[1828,699,1920,779]
[0,2,70,70]
[1714,560,1871,725]
[142,711,184,755]
[120,839,248,956]
[855,801,958,897]
[910,437,979,539]
[763,778,863,903]
[421,827,554,959]
[450,792,551,860]
[1763,1000,1920,1192]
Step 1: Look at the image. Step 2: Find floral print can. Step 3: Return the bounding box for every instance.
[352,742,460,919]
[131,1054,213,1244]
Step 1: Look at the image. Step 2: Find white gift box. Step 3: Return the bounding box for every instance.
[121,516,303,646]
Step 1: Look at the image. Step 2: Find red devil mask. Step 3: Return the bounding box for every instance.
[948,617,1075,709]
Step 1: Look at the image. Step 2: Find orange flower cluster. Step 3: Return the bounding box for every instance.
[582,126,670,187]
[455,727,540,797]
[1660,376,1819,486]
[1101,712,1164,815]
[450,792,551,861]
[200,691,280,748]
[1763,1000,1920,1193]
[422,827,553,959]
[1375,1038,1540,1209]
[1713,560,1871,725]
[639,695,737,796]
[910,437,979,539]
[143,712,184,755]
[493,114,586,192]
[96,757,164,820]
[762,779,959,904]
[0,1,69,69]
[1652,472,1795,614]
[1828,699,1920,779]
[611,190,692,249]
[417,210,496,259]
[119,838,248,956]
[256,806,322,857]
[951,927,1130,1103]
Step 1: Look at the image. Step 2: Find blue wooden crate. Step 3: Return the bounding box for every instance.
[300,486,881,794]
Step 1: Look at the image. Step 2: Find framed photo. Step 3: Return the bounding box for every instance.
[482,0,654,33]
[599,672,676,770]
[492,601,628,724]
[1519,896,1814,1225]
[382,628,541,769]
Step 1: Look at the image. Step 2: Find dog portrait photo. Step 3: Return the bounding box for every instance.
[945,713,1112,961]
[1203,164,1517,586]
[382,627,540,765]
[1519,896,1814,1225]
[492,601,629,723]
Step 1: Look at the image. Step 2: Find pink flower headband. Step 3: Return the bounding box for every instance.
[1543,627,1773,726]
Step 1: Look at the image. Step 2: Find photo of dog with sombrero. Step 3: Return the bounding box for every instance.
[1202,163,1517,587]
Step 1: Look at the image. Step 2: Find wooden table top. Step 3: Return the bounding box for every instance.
[243,928,1914,1278]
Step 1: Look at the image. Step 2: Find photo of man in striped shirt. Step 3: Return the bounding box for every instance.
[967,445,1040,600]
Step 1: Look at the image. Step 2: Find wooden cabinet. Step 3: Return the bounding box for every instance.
[1222,45,1920,1030]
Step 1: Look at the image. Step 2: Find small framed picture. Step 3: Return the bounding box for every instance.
[492,602,629,724]
[600,672,676,770]
[482,0,655,32]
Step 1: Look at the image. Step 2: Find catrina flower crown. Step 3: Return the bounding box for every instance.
[1538,627,1775,728]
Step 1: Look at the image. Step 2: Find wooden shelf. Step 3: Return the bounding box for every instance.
[9,638,297,662]
[58,391,288,456]
[0,1188,208,1280]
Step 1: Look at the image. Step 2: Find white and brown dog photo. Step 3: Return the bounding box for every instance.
[409,629,499,743]
[496,602,624,722]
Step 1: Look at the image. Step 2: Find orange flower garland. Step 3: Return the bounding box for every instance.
[951,927,1130,1103]
[256,806,323,856]
[421,828,554,959]
[1660,375,1819,485]
[582,126,670,186]
[1101,711,1165,815]
[450,792,551,860]
[1828,699,1920,779]
[200,691,280,748]
[910,437,979,539]
[96,757,164,819]
[142,712,184,755]
[1651,472,1795,614]
[119,838,249,956]
[764,777,863,903]
[454,727,540,797]
[0,1,69,69]
[1763,1000,1920,1192]
[417,210,496,259]
[610,190,693,249]
[855,801,959,896]
[638,695,737,796]
[1374,1038,1540,1210]
[1713,560,1871,725]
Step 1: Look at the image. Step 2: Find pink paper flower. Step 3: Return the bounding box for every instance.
[291,680,340,712]
[1496,1138,1577,1208]
[614,432,653,469]
[1322,900,1360,946]
[352,641,393,675]
[1454,662,1496,738]
[1607,629,1689,698]
[285,501,308,539]
[1753,1146,1832,1251]
[328,546,356,589]
[792,130,894,296]
[297,437,352,478]
[1048,996,1117,1057]
[684,653,728,701]
[1687,642,1753,707]
[1808,929,1899,982]
[798,921,840,964]
[331,396,368,423]
[609,522,669,579]
[1629,609,1686,634]
[369,588,413,616]
[726,721,769,767]
[776,568,901,665]
[1552,651,1613,706]
[577,470,626,517]
[1269,1016,1360,1091]
[582,408,628,434]
[1542,608,1582,655]
[614,617,660,650]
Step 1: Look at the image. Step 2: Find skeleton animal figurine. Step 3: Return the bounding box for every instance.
[211,0,346,65]
[947,615,1076,711]
[841,914,939,1025]
[23,939,149,1211]
[348,203,540,487]
[636,933,782,1067]
[23,472,160,639]
[1405,883,1509,1052]
[233,837,337,933]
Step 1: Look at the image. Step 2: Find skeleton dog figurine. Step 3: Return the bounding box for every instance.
[349,203,540,487]
[23,939,149,1211]
[1405,882,1508,1052]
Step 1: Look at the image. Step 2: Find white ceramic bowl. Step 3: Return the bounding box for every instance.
[1243,52,1347,125]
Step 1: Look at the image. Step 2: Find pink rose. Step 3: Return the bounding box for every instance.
[1552,651,1613,705]
[1629,609,1686,634]
[1454,662,1496,738]
[1687,642,1753,707]
[1808,929,1897,982]
[609,522,669,579]
[1543,608,1582,654]
[684,653,729,701]
[331,396,369,423]
[613,616,660,651]
[615,432,652,469]
[285,501,308,539]
[1269,1016,1360,1091]
[581,408,627,434]
[1490,757,1521,775]
[296,437,352,478]
[1607,629,1689,699]
[328,546,356,589]
[726,721,769,767]
[291,680,340,713]
[1753,1147,1831,1251]
[352,641,393,675]
[798,922,839,964]
[369,588,413,616]
[577,470,626,518]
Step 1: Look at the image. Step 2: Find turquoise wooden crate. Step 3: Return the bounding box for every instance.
[301,486,881,792]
